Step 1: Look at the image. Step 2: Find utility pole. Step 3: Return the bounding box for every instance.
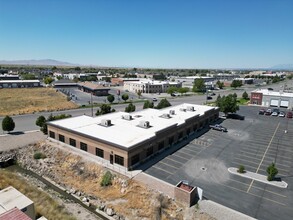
[91,92,93,117]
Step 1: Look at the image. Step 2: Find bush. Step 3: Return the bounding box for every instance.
[267,163,278,181]
[237,165,245,173]
[100,171,113,187]
[34,152,47,160]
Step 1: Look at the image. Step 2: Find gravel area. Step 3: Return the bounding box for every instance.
[198,200,256,220]
[0,131,46,151]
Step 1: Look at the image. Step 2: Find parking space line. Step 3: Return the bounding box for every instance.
[165,157,185,165]
[182,147,199,154]
[218,182,286,206]
[152,165,174,175]
[240,150,293,162]
[247,192,286,206]
[158,161,179,170]
[237,153,262,161]
[247,122,280,193]
[171,154,189,161]
[229,179,287,198]
[177,150,193,157]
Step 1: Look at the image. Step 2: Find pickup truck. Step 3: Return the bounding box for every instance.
[209,124,227,132]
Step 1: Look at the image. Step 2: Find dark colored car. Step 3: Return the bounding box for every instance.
[287,112,293,118]
[226,113,245,120]
[207,96,213,100]
[265,109,272,115]
[259,109,265,115]
[268,88,274,91]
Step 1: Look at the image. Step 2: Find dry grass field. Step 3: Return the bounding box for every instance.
[0,88,78,116]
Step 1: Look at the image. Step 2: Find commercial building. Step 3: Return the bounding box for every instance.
[111,78,139,86]
[124,80,182,93]
[0,186,35,220]
[0,80,41,88]
[251,89,293,109]
[47,103,219,170]
[0,74,20,80]
[78,82,110,96]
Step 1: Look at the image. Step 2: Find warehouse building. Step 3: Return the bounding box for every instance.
[78,81,110,96]
[0,80,40,88]
[47,103,219,170]
[251,89,293,109]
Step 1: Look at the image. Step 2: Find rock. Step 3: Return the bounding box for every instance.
[76,191,81,196]
[113,215,120,220]
[106,208,115,216]
[82,197,88,202]
[120,188,126,194]
[69,188,76,194]
[99,204,105,211]
[176,208,183,212]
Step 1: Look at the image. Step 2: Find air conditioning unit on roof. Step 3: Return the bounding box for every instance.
[101,119,111,127]
[122,114,133,120]
[169,110,175,115]
[179,108,186,112]
[138,120,150,128]
[186,106,195,111]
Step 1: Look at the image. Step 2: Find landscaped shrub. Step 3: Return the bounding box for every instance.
[237,165,245,173]
[267,163,278,181]
[100,171,113,186]
[34,152,47,160]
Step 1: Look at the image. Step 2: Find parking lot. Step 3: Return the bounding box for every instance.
[144,106,293,220]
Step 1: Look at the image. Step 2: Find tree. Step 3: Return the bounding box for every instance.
[22,73,36,80]
[216,80,224,89]
[52,66,57,71]
[96,104,115,116]
[2,116,15,133]
[125,103,136,113]
[107,94,115,103]
[74,66,81,71]
[192,78,205,92]
[143,100,154,109]
[231,80,242,89]
[178,87,189,95]
[267,163,278,181]
[121,94,129,102]
[136,90,142,98]
[156,98,171,109]
[44,77,54,85]
[216,94,239,115]
[167,87,178,95]
[36,115,46,127]
[242,91,249,100]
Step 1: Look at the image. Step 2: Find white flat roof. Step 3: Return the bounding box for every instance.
[49,103,217,149]
[252,89,293,98]
[0,187,33,214]
[0,80,40,83]
[125,80,180,85]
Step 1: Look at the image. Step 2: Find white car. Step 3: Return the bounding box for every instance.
[279,111,285,117]
[271,112,278,116]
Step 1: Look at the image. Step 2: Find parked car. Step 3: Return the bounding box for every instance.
[152,98,158,102]
[207,96,213,100]
[271,112,279,116]
[268,88,274,91]
[209,124,227,132]
[265,109,272,115]
[278,111,285,117]
[287,112,293,118]
[259,109,265,115]
[226,113,245,120]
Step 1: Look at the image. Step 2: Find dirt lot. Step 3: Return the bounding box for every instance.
[0,88,78,116]
[14,142,213,220]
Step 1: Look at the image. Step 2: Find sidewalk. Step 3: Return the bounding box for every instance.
[228,167,288,188]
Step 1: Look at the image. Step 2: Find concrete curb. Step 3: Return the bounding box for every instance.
[228,167,288,188]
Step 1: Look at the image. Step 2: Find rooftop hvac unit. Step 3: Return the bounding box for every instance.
[169,110,175,115]
[138,120,150,128]
[101,119,111,127]
[179,108,186,112]
[122,114,133,120]
[162,113,171,119]
[186,106,195,111]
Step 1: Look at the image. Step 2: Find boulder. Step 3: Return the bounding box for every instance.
[106,208,115,216]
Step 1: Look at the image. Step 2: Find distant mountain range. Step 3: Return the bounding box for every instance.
[0,59,77,66]
[269,64,293,70]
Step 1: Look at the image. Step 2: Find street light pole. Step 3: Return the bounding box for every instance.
[91,92,93,117]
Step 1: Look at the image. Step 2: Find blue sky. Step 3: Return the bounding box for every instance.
[0,0,292,69]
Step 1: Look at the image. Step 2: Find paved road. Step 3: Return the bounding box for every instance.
[0,81,290,134]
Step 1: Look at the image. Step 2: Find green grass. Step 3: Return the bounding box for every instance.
[237,98,250,105]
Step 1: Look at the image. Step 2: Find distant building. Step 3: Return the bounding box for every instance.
[0,74,20,80]
[47,103,219,170]
[234,78,254,84]
[78,82,110,96]
[52,79,77,88]
[0,80,41,88]
[251,89,293,109]
[0,186,35,220]
[111,78,140,86]
[124,80,182,93]
[0,207,32,220]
